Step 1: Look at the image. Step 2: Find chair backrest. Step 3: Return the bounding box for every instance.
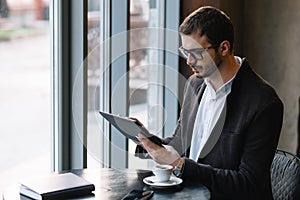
[271,149,300,200]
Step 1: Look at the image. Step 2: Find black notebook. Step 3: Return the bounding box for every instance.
[19,172,95,200]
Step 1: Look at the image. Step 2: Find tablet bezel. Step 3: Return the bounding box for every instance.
[99,111,163,147]
[99,111,152,142]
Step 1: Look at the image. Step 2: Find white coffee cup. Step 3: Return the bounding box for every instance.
[152,164,173,182]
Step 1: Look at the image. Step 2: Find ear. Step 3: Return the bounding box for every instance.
[219,40,231,56]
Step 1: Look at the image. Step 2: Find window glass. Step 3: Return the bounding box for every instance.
[128,0,164,169]
[87,0,102,168]
[86,0,165,169]
[0,0,50,191]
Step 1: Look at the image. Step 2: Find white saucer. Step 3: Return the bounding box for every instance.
[143,176,183,188]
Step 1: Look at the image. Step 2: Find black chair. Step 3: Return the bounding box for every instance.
[271,148,300,200]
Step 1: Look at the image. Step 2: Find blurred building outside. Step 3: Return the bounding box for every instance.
[0,0,152,190]
[0,0,50,192]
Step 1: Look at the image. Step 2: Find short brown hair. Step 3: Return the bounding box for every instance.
[179,6,234,53]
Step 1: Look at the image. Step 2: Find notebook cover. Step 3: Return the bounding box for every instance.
[19,172,95,200]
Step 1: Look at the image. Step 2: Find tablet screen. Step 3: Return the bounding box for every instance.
[99,111,163,146]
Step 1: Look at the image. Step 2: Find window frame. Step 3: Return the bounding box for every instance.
[51,0,88,172]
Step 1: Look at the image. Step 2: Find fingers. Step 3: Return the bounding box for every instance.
[137,134,164,163]
[138,134,159,150]
[129,117,137,121]
[133,137,145,150]
[137,134,152,152]
[130,118,144,127]
[137,134,180,165]
[133,139,141,145]
[140,190,154,200]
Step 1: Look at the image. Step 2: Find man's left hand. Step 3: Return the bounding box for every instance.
[137,133,180,166]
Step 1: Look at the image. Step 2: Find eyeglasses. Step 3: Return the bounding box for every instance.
[178,45,217,64]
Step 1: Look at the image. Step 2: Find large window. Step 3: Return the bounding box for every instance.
[86,0,180,169]
[52,0,180,171]
[0,0,50,191]
[0,0,180,191]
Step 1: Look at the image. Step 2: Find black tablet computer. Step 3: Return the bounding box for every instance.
[99,111,163,147]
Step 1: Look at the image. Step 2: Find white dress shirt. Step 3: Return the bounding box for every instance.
[189,57,242,161]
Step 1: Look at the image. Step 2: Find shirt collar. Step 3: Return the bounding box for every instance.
[204,56,242,100]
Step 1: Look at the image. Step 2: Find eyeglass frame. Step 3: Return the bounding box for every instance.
[178,44,219,63]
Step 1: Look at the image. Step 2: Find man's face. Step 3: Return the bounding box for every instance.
[180,33,221,78]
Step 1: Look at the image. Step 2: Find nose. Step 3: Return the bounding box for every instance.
[186,60,193,67]
[186,60,195,70]
[186,53,194,66]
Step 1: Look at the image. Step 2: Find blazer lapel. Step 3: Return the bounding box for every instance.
[198,101,227,159]
[183,82,207,157]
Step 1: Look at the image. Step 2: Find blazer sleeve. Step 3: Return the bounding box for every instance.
[161,76,199,155]
[181,99,284,199]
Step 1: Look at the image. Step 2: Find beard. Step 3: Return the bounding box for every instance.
[189,51,223,78]
[203,53,222,78]
[193,60,222,78]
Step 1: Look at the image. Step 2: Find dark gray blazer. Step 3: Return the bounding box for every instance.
[135,58,283,199]
[165,58,284,199]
